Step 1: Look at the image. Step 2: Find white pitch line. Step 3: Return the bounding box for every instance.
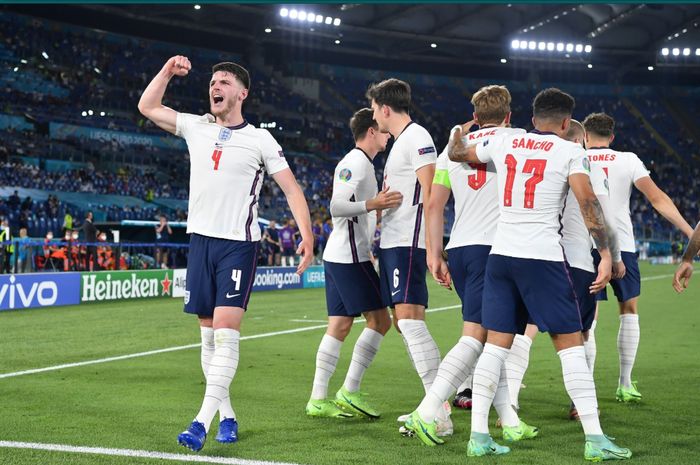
[0,304,461,380]
[289,319,329,323]
[0,441,303,465]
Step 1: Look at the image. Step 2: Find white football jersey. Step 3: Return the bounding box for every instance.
[586,148,649,252]
[475,130,589,261]
[176,113,289,241]
[436,126,526,250]
[560,165,608,272]
[380,122,437,249]
[324,148,378,264]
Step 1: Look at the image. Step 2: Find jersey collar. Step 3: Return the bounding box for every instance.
[587,146,610,150]
[394,121,414,142]
[226,120,248,130]
[530,129,557,136]
[354,146,373,163]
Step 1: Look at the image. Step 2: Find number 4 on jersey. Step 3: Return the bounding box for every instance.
[503,154,547,208]
[212,149,223,170]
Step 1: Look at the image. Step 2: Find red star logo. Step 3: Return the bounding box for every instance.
[161,273,172,296]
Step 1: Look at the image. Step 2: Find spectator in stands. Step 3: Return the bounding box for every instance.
[8,190,20,210]
[62,210,73,235]
[263,220,281,266]
[15,227,32,273]
[154,214,173,269]
[312,218,323,264]
[97,232,115,270]
[82,211,98,271]
[279,218,296,266]
[0,218,12,274]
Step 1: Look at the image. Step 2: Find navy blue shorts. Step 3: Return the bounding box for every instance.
[592,250,641,302]
[568,265,596,332]
[324,261,385,317]
[482,254,582,335]
[184,234,258,316]
[447,245,491,324]
[379,247,428,308]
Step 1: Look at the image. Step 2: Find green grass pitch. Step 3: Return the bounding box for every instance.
[0,263,698,465]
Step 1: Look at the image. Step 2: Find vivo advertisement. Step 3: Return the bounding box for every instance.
[0,273,81,311]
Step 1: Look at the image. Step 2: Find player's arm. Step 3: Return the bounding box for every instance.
[634,176,694,239]
[596,193,625,279]
[426,173,452,289]
[570,173,612,293]
[330,182,402,218]
[673,220,700,293]
[272,168,313,274]
[137,56,191,135]
[416,162,435,257]
[447,121,480,163]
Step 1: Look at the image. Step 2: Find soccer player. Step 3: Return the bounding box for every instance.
[405,85,538,444]
[448,88,631,461]
[365,79,442,420]
[583,113,694,403]
[673,221,700,292]
[138,55,313,452]
[306,108,399,419]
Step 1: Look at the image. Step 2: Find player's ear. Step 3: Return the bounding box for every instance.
[609,133,615,144]
[561,117,570,132]
[503,112,511,126]
[472,112,479,125]
[531,116,536,128]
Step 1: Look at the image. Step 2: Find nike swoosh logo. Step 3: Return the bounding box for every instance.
[314,405,322,410]
[226,293,240,299]
[391,290,401,296]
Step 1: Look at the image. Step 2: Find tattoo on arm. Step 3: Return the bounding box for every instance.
[581,197,610,251]
[447,134,470,162]
[682,226,700,261]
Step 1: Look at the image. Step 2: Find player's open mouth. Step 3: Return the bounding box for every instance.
[213,95,224,104]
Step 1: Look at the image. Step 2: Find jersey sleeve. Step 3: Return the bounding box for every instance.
[568,146,591,177]
[259,129,290,175]
[590,165,609,197]
[409,128,437,172]
[329,155,369,218]
[629,153,650,182]
[175,112,199,139]
[432,148,451,189]
[474,136,498,163]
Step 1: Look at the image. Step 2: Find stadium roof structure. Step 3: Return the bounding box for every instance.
[6,3,700,83]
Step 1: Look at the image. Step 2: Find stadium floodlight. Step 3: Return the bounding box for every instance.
[511,39,520,49]
[333,18,341,26]
[547,42,555,51]
[81,111,87,116]
[556,43,564,51]
[587,63,593,69]
[13,66,18,72]
[194,4,201,10]
[672,48,680,56]
[696,48,700,56]
[566,43,574,52]
[289,9,298,19]
[683,48,691,56]
[280,8,289,17]
[315,15,323,23]
[325,16,332,25]
[648,66,654,71]
[307,13,315,22]
[500,58,507,63]
[100,111,106,117]
[661,48,669,56]
[88,109,94,116]
[519,40,527,49]
[42,51,49,59]
[584,45,592,53]
[575,44,583,53]
[20,59,27,64]
[298,11,306,21]
[264,28,272,33]
[538,42,546,50]
[335,39,340,44]
[528,41,536,50]
[430,43,437,48]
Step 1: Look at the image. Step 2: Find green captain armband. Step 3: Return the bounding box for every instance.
[432,169,451,189]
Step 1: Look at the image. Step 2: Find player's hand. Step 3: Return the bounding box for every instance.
[295,238,313,275]
[163,55,191,77]
[368,186,403,211]
[427,255,452,290]
[590,253,612,293]
[457,119,477,135]
[672,261,693,293]
[612,260,626,280]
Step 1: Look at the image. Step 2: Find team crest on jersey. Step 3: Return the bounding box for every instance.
[218,128,232,141]
[339,168,352,182]
[582,157,591,172]
[418,146,436,155]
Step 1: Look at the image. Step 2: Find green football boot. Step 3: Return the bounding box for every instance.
[305,399,353,418]
[334,386,381,418]
[467,432,511,457]
[615,382,642,403]
[501,420,540,442]
[584,435,632,462]
[404,411,444,446]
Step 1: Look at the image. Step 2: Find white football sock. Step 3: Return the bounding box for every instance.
[559,345,602,436]
[200,327,236,421]
[343,328,383,393]
[417,336,483,422]
[584,320,597,374]
[505,334,532,410]
[397,319,441,393]
[471,343,510,434]
[617,314,639,388]
[310,334,342,400]
[493,361,520,428]
[194,328,240,431]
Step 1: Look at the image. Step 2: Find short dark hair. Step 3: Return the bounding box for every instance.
[349,108,378,142]
[366,78,411,114]
[532,88,575,121]
[212,62,250,90]
[583,112,615,138]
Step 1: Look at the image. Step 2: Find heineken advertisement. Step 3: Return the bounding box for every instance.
[81,270,173,302]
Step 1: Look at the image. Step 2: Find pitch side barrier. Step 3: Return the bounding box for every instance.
[0,266,325,312]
